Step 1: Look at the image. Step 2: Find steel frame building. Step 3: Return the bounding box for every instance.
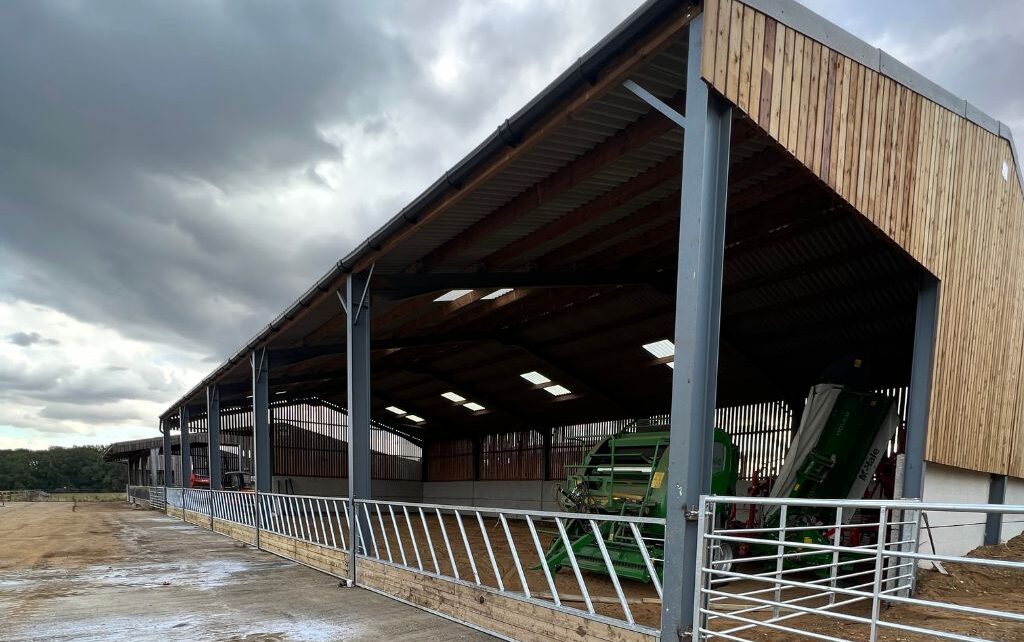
[123,0,1024,639]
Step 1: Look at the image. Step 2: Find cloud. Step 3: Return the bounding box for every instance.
[6,331,59,347]
[0,301,209,446]
[802,0,1024,140]
[0,0,1020,449]
[0,0,644,448]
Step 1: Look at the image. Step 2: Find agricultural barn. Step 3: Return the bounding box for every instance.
[114,0,1024,640]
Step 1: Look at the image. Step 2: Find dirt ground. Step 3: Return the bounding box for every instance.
[0,502,492,642]
[1,501,123,571]
[721,534,1024,641]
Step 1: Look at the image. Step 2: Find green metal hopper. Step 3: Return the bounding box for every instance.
[542,420,739,583]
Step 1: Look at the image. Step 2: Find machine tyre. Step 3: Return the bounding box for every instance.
[712,541,734,574]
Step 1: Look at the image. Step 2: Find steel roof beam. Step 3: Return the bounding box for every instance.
[268,343,344,368]
[416,96,681,272]
[481,153,683,269]
[662,14,731,638]
[373,270,661,300]
[534,193,681,268]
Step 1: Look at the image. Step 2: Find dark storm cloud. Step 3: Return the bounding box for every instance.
[0,0,645,444]
[0,0,641,360]
[0,1,420,355]
[0,357,180,405]
[7,0,1017,446]
[7,331,59,347]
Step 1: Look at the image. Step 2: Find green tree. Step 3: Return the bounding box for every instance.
[0,446,127,491]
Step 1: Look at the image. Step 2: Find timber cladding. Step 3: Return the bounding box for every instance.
[701,0,1024,476]
[183,509,208,528]
[259,531,350,578]
[212,517,257,545]
[355,558,656,642]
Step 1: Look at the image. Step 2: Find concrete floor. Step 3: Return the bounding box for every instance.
[0,502,493,641]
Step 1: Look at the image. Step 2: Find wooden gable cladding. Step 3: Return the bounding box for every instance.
[701,0,1024,476]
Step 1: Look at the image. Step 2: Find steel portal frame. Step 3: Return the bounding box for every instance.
[208,384,222,490]
[179,405,191,485]
[661,14,732,640]
[252,347,271,493]
[346,269,374,579]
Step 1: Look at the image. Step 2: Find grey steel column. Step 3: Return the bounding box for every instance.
[208,384,222,490]
[252,348,271,493]
[179,405,191,488]
[149,447,159,486]
[903,277,938,500]
[985,474,1008,545]
[661,14,732,641]
[162,419,173,487]
[347,270,372,580]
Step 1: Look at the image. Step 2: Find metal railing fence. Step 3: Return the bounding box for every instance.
[258,492,351,549]
[134,488,1024,640]
[694,496,1024,642]
[180,488,258,528]
[127,485,166,509]
[141,487,665,634]
[165,486,183,509]
[353,498,665,633]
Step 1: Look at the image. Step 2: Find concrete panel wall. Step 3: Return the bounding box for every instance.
[271,476,423,502]
[921,462,990,557]
[423,480,563,511]
[1002,476,1024,541]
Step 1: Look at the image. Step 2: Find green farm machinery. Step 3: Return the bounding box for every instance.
[542,419,739,583]
[542,383,900,584]
[755,384,899,570]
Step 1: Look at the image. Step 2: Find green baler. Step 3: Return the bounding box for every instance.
[542,420,739,583]
[543,384,899,584]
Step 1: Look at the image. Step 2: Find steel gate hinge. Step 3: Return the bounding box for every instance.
[685,505,700,521]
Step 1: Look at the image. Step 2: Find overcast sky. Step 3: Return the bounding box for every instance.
[1,0,1021,450]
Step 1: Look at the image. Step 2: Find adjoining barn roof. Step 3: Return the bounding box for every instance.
[158,0,1019,447]
[103,431,247,461]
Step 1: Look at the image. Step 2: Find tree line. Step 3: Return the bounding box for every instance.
[0,446,127,491]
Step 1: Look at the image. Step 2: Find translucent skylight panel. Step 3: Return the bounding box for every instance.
[433,289,473,302]
[441,392,466,403]
[385,406,406,415]
[544,384,572,396]
[481,288,514,300]
[519,371,551,385]
[405,414,425,423]
[463,402,485,411]
[642,339,675,359]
